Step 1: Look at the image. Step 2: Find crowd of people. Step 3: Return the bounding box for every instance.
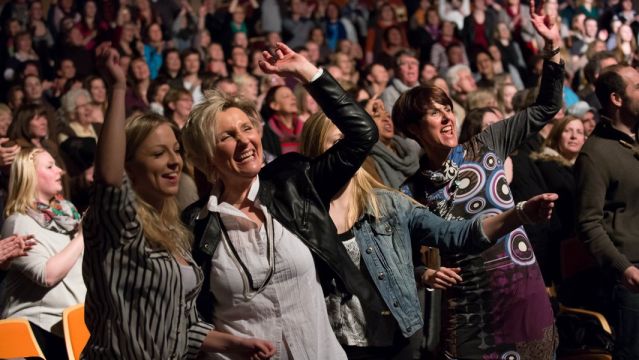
[0,0,638,359]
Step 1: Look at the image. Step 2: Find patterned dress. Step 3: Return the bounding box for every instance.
[401,60,564,360]
[404,142,557,360]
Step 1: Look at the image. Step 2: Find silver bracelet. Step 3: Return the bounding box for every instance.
[516,201,534,224]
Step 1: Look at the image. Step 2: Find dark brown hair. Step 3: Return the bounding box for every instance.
[392,85,453,141]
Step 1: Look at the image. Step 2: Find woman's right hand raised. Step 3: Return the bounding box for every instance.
[258,42,319,84]
[96,42,126,87]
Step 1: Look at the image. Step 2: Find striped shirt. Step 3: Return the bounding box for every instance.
[81,177,214,359]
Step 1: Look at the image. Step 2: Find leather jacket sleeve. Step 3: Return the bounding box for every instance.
[304,71,379,205]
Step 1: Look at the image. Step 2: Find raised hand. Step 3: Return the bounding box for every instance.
[0,138,20,167]
[529,0,561,45]
[522,193,558,223]
[96,42,126,87]
[258,42,319,84]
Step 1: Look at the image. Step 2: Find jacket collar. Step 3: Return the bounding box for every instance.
[595,116,638,144]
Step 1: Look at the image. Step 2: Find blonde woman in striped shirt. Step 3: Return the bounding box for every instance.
[80,43,275,359]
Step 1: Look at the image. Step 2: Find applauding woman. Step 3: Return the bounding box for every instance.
[1,148,85,359]
[81,44,274,359]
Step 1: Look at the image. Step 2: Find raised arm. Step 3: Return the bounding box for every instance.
[259,42,378,203]
[476,0,563,158]
[95,43,127,186]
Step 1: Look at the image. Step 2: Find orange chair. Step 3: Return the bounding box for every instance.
[63,304,90,360]
[0,317,45,359]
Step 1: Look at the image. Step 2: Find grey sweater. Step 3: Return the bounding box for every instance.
[575,120,639,275]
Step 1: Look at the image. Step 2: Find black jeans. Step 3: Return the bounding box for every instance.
[611,284,639,360]
[29,322,68,360]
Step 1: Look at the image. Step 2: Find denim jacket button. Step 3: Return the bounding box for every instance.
[385,224,392,232]
[406,326,412,332]
[378,272,385,280]
[366,247,373,254]
[393,301,399,307]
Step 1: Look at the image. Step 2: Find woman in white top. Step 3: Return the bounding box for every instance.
[1,147,86,359]
[182,43,382,359]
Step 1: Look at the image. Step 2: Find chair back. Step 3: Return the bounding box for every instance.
[63,303,90,360]
[0,318,46,359]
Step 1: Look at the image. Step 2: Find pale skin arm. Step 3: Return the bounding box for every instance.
[623,266,639,292]
[43,230,84,287]
[423,193,558,288]
[94,42,127,186]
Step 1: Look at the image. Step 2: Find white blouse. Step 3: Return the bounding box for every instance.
[204,177,346,360]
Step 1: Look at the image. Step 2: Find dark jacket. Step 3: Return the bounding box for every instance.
[182,71,384,322]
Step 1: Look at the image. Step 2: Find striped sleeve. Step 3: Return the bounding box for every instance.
[185,307,215,359]
[83,176,141,249]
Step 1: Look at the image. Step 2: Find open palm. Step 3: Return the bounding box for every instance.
[529,0,561,43]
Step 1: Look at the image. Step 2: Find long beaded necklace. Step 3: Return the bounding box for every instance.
[217,212,276,300]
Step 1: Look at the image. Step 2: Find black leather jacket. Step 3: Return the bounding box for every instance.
[182,71,385,322]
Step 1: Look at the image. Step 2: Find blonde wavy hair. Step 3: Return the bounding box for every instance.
[300,111,388,227]
[182,89,262,184]
[4,147,44,217]
[125,113,192,255]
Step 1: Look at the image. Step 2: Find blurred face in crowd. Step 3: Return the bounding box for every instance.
[622,0,633,10]
[584,18,598,38]
[421,64,438,83]
[271,87,298,115]
[426,8,440,26]
[122,23,136,42]
[30,2,44,20]
[476,52,494,77]
[217,81,239,97]
[581,111,596,136]
[9,89,24,110]
[497,23,510,41]
[291,0,306,16]
[84,1,97,17]
[367,99,394,145]
[433,78,450,95]
[327,3,340,21]
[74,94,92,125]
[172,93,193,119]
[441,22,455,39]
[24,76,43,101]
[369,64,389,85]
[29,114,48,139]
[166,51,181,73]
[305,42,320,64]
[558,119,585,160]
[397,54,419,87]
[0,110,11,137]
[60,59,76,80]
[184,54,200,75]
[327,65,344,81]
[131,58,150,81]
[447,45,465,66]
[128,124,183,201]
[335,53,354,75]
[232,6,246,24]
[89,78,107,104]
[239,77,259,101]
[148,23,163,43]
[311,28,325,44]
[154,84,170,103]
[502,84,517,112]
[619,24,634,43]
[453,68,477,94]
[208,43,225,61]
[35,151,64,201]
[16,33,33,53]
[232,32,248,49]
[231,47,249,69]
[481,110,504,129]
[8,20,21,37]
[386,27,403,46]
[379,4,395,22]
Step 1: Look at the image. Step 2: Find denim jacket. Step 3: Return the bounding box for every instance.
[352,189,491,338]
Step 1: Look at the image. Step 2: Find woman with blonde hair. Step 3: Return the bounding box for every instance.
[1,147,85,359]
[613,24,638,66]
[300,110,557,358]
[80,43,274,359]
